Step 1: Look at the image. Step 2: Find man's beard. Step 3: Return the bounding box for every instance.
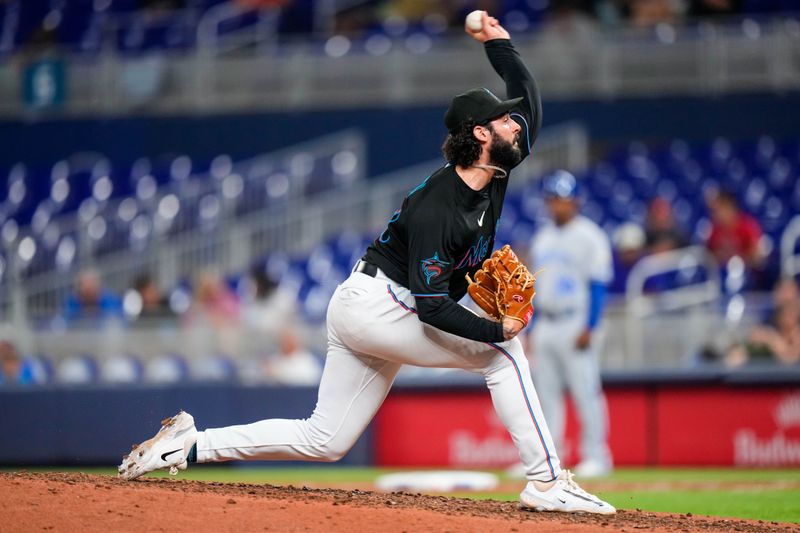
[489,131,522,171]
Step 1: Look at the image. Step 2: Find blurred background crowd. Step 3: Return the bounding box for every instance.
[0,0,799,390]
[5,0,799,61]
[8,0,800,47]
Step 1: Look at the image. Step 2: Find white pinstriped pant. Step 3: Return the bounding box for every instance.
[196,268,562,481]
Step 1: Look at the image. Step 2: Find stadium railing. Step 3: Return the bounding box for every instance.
[609,245,722,368]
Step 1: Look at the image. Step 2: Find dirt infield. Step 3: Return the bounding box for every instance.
[2,472,798,533]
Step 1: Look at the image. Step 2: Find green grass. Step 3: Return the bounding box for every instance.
[598,467,800,483]
[591,467,800,523]
[600,489,800,523]
[6,466,800,523]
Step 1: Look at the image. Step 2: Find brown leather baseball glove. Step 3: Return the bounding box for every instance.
[465,245,538,326]
[465,257,503,320]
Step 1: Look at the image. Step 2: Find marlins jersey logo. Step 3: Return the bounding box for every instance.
[455,234,491,269]
[420,252,449,285]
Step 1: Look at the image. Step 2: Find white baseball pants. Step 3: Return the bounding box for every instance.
[531,314,611,467]
[196,268,562,481]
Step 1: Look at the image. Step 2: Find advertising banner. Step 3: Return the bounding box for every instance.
[375,387,800,467]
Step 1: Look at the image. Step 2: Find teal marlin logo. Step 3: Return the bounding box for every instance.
[421,252,449,285]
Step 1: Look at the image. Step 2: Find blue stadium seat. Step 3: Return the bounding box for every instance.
[54,233,77,271]
[305,243,335,284]
[301,283,336,323]
[144,353,189,384]
[100,353,144,384]
[197,193,222,232]
[55,354,99,385]
[189,355,237,382]
[3,163,27,214]
[767,157,792,192]
[28,355,53,384]
[332,230,363,265]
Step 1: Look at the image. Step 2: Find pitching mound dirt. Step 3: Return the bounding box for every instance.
[2,472,797,532]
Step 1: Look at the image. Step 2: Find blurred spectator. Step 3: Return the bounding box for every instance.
[614,221,646,264]
[189,269,240,328]
[610,221,646,293]
[127,273,175,321]
[705,188,764,269]
[63,269,123,323]
[241,265,297,340]
[185,269,241,357]
[0,340,35,386]
[725,277,800,367]
[263,329,322,386]
[622,0,680,26]
[644,196,689,255]
[772,275,799,310]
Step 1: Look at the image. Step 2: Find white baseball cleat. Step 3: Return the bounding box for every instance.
[118,411,198,481]
[519,470,616,515]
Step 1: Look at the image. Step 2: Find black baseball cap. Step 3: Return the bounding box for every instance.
[444,88,523,132]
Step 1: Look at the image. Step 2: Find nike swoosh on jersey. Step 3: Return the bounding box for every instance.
[478,211,486,227]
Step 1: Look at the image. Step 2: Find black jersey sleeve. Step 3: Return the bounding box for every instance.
[484,39,542,158]
[407,212,505,343]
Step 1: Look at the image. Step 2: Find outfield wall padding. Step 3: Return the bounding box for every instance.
[0,384,373,466]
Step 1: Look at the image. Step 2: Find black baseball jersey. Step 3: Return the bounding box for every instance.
[363,39,541,343]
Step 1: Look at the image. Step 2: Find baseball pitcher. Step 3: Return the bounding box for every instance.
[118,12,615,515]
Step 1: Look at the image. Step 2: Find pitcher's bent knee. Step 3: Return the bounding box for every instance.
[306,417,360,463]
[312,438,353,462]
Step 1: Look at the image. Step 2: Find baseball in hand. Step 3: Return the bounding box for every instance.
[465,10,484,32]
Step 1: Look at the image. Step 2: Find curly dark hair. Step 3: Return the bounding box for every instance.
[442,119,482,168]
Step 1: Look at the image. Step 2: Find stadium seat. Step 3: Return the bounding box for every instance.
[301,283,337,323]
[189,354,237,382]
[305,244,335,284]
[27,355,54,385]
[55,354,99,385]
[99,353,144,384]
[144,353,189,384]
